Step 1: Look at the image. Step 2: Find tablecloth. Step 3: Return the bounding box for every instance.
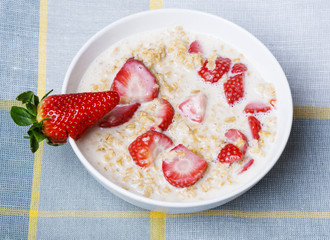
[1,0,329,239]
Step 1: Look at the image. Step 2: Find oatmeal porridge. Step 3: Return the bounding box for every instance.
[77,26,277,202]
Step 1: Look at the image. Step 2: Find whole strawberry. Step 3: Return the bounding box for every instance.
[11,90,119,152]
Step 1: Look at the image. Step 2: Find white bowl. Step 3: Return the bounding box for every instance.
[62,9,293,213]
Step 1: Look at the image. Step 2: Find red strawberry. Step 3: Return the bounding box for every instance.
[239,159,254,174]
[225,129,249,155]
[128,130,173,168]
[155,99,175,131]
[38,91,119,142]
[244,102,271,114]
[162,144,207,188]
[224,73,244,105]
[231,63,247,74]
[110,58,159,103]
[198,57,231,83]
[188,40,203,54]
[248,116,261,140]
[11,90,120,152]
[217,143,243,163]
[178,93,207,123]
[98,102,140,128]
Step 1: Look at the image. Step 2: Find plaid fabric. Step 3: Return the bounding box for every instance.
[1,0,329,239]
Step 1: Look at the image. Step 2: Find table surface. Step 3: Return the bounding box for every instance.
[1,0,329,239]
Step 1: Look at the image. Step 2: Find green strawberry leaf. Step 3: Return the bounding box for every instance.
[46,138,61,146]
[26,102,37,116]
[10,106,36,126]
[28,123,40,131]
[39,116,52,123]
[33,95,39,106]
[41,89,53,101]
[28,127,45,142]
[16,91,34,104]
[30,135,39,153]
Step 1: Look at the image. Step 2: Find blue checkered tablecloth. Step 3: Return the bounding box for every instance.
[1,0,329,239]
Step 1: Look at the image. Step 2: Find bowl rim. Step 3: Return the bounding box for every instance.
[62,8,293,209]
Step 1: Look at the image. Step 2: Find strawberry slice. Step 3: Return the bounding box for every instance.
[99,102,140,128]
[224,73,244,105]
[162,144,207,188]
[198,57,231,83]
[110,58,159,103]
[225,129,249,155]
[217,143,243,163]
[11,90,120,152]
[128,130,173,168]
[244,102,271,114]
[231,63,247,74]
[248,116,261,140]
[156,99,175,131]
[239,159,254,174]
[178,93,207,123]
[188,40,203,54]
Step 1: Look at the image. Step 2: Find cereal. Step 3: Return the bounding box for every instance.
[224,116,236,123]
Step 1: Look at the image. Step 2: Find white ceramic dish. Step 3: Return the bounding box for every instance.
[62,9,293,213]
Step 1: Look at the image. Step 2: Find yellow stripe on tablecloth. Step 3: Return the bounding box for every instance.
[167,210,330,219]
[150,0,163,9]
[0,208,30,217]
[0,99,23,110]
[37,210,150,218]
[294,106,330,119]
[28,1,47,239]
[36,1,47,98]
[1,208,329,219]
[150,211,166,240]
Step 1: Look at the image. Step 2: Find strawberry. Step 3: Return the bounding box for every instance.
[155,99,175,131]
[225,129,249,155]
[188,40,203,54]
[162,144,207,188]
[244,102,271,114]
[128,130,173,168]
[11,90,119,152]
[248,116,262,140]
[178,93,207,123]
[231,63,247,74]
[98,102,140,128]
[110,58,159,103]
[239,159,254,174]
[217,143,243,163]
[198,57,231,83]
[224,73,244,105]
